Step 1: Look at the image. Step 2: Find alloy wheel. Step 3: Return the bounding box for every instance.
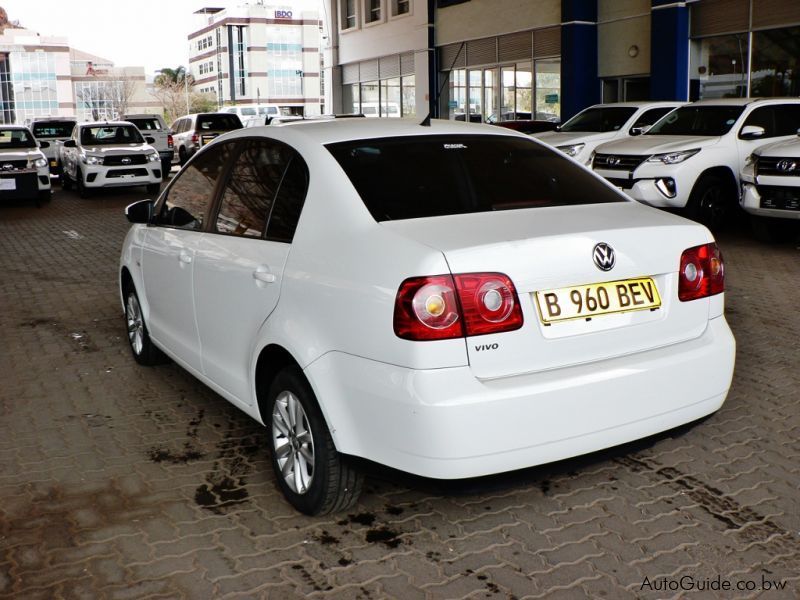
[126,293,144,355]
[272,391,315,495]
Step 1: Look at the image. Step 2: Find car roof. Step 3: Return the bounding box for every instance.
[689,97,800,106]
[237,118,527,146]
[79,121,136,128]
[30,117,76,123]
[0,125,31,131]
[586,101,685,109]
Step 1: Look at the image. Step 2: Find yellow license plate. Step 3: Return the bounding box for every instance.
[50,160,58,167]
[535,277,661,324]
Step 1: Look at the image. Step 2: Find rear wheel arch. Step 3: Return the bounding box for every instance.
[255,344,305,423]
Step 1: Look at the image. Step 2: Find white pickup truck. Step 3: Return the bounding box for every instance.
[59,121,163,198]
[30,117,77,176]
[123,114,174,179]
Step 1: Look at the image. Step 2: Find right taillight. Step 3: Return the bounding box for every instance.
[393,272,524,341]
[167,134,174,148]
[678,242,724,302]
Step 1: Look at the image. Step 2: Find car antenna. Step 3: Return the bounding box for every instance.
[420,41,466,127]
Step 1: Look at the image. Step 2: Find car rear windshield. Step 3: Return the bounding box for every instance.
[80,125,144,145]
[647,106,745,136]
[326,135,624,222]
[559,107,637,132]
[0,128,35,148]
[32,121,75,138]
[197,114,243,131]
[127,118,162,131]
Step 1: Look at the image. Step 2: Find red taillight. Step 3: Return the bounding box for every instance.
[394,272,524,341]
[167,134,174,148]
[678,243,724,302]
[191,133,199,144]
[454,273,524,336]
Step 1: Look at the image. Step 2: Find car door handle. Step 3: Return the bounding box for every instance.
[179,250,192,264]
[253,268,276,283]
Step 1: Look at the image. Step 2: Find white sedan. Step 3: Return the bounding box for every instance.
[119,119,735,515]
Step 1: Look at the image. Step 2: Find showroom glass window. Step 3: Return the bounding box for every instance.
[750,26,800,97]
[156,143,233,231]
[691,34,749,99]
[215,140,292,238]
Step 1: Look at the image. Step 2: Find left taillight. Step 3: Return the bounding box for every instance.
[167,134,174,148]
[678,242,724,302]
[393,272,524,341]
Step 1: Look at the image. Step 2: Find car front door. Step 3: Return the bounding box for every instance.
[139,142,233,373]
[193,138,309,404]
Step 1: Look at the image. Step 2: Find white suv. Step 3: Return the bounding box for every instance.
[740,134,800,241]
[60,122,163,198]
[592,98,800,228]
[120,120,734,514]
[0,125,52,205]
[533,102,683,165]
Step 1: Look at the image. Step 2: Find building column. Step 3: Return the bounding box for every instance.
[560,0,599,121]
[650,0,690,101]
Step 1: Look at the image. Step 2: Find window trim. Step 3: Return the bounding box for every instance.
[340,0,359,31]
[390,0,411,19]
[363,0,384,26]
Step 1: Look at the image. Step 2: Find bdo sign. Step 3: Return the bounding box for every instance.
[275,10,293,18]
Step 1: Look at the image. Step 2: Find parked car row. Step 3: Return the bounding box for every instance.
[534,97,800,240]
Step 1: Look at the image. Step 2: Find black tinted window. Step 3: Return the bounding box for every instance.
[0,128,35,148]
[648,106,745,136]
[215,140,291,238]
[633,107,674,130]
[267,156,309,243]
[560,107,637,132]
[773,105,800,136]
[157,142,233,230]
[327,135,623,222]
[742,106,776,137]
[80,125,143,145]
[32,121,75,138]
[197,114,243,131]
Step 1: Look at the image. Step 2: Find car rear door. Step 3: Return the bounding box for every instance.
[193,138,308,404]
[140,142,233,372]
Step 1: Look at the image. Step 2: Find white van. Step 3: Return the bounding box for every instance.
[221,104,282,126]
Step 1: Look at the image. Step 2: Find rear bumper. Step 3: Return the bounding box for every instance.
[305,316,735,479]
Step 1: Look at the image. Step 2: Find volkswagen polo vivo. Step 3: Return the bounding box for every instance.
[119,119,736,514]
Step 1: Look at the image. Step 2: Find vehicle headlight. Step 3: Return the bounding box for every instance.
[646,148,700,165]
[556,143,585,158]
[82,154,104,165]
[33,157,47,169]
[147,151,159,163]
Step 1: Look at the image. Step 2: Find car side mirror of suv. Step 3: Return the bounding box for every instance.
[38,141,50,149]
[739,125,766,140]
[125,199,154,224]
[630,125,651,136]
[63,139,76,148]
[145,136,155,144]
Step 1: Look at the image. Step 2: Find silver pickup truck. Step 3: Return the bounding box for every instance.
[30,118,77,176]
[123,114,174,179]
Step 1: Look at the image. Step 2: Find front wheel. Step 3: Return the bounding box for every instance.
[178,147,188,166]
[123,284,167,366]
[76,169,90,199]
[61,169,73,190]
[686,175,733,230]
[267,367,363,515]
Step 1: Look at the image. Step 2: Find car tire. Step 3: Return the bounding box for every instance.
[178,147,188,166]
[146,183,161,195]
[123,283,167,366]
[266,366,363,515]
[751,216,796,243]
[61,169,73,190]
[76,169,90,199]
[160,159,171,180]
[686,175,732,230]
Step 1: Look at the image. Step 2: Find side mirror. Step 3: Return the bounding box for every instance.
[145,136,155,144]
[125,199,154,224]
[38,141,50,149]
[63,139,76,148]
[630,125,651,136]
[740,125,766,140]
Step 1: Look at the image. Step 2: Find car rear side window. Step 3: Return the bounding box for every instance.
[215,139,292,238]
[156,142,234,231]
[128,118,161,131]
[266,156,309,243]
[327,135,624,222]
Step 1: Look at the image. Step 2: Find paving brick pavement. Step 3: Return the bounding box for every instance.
[0,188,798,599]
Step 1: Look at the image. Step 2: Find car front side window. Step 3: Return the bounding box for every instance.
[155,142,234,231]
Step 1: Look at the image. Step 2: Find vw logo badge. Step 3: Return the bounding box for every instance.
[607,156,621,167]
[593,243,616,271]
[121,157,132,165]
[777,159,796,172]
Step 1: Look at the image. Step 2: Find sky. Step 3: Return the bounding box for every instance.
[2,0,325,79]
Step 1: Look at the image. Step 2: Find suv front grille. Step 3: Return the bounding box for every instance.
[104,154,147,166]
[757,185,800,211]
[593,154,648,171]
[0,159,29,171]
[756,156,800,177]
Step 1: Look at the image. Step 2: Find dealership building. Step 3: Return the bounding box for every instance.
[324,0,800,121]
[188,3,323,115]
